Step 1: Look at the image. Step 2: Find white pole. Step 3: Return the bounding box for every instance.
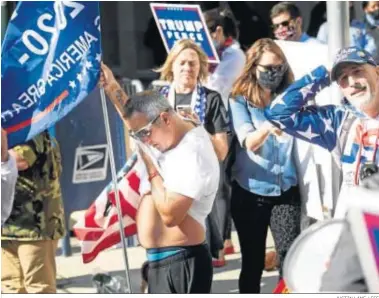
[326,1,350,215]
[327,1,350,70]
[99,87,132,293]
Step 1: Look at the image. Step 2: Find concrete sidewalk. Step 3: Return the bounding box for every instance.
[56,231,279,294]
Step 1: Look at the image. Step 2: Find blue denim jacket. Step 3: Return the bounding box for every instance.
[228,95,298,196]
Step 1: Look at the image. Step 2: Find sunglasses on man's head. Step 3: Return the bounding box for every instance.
[129,114,161,141]
[272,19,292,30]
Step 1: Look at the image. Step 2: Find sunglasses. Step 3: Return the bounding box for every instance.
[272,19,293,31]
[257,64,287,73]
[129,114,161,141]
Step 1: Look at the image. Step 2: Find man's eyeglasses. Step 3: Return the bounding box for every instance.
[129,114,161,141]
[272,19,292,31]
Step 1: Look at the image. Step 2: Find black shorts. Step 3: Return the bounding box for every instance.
[147,243,213,293]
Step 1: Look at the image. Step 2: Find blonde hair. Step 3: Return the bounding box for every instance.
[156,39,209,83]
[231,38,294,108]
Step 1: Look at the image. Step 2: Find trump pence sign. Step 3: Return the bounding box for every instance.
[150,3,219,64]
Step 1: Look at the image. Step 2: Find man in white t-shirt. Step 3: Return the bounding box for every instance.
[102,86,220,293]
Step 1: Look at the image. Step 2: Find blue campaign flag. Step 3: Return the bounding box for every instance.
[1,1,102,148]
[150,3,220,64]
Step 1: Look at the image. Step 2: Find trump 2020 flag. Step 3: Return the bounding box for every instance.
[73,153,150,263]
[1,1,101,148]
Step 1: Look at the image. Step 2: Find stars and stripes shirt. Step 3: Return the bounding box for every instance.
[265,65,379,217]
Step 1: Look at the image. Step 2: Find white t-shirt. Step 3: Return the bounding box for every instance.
[140,126,220,228]
[1,155,18,226]
[206,41,246,110]
[334,118,379,218]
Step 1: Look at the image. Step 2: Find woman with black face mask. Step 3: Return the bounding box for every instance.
[228,38,301,293]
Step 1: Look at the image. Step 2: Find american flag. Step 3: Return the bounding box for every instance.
[264,65,346,153]
[73,153,149,263]
[265,65,379,183]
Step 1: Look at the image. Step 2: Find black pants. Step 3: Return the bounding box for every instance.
[147,243,213,293]
[217,161,233,241]
[205,204,224,258]
[231,181,301,293]
[205,162,231,258]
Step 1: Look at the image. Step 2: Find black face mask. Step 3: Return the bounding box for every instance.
[257,64,287,92]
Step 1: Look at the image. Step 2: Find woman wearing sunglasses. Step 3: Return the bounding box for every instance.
[228,38,301,293]
[155,39,230,267]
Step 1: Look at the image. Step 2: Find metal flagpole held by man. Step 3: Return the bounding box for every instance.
[99,87,132,293]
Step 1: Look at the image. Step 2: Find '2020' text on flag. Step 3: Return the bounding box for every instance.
[1,1,101,148]
[73,153,150,263]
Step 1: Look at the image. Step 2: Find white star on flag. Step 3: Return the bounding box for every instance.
[308,72,316,81]
[69,81,76,89]
[299,85,313,99]
[273,94,286,107]
[95,53,102,62]
[298,125,319,140]
[77,73,83,82]
[322,117,334,134]
[85,61,93,70]
[290,113,297,122]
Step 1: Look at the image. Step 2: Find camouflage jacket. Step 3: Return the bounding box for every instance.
[1,131,66,240]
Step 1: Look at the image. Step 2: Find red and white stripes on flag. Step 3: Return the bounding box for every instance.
[73,154,149,263]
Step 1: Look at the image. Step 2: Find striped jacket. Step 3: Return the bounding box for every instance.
[265,65,379,217]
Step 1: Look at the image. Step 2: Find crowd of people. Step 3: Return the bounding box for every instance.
[1,1,379,294]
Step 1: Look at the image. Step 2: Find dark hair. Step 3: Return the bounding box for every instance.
[270,2,301,20]
[307,1,326,37]
[349,3,356,23]
[123,90,174,121]
[362,1,369,9]
[204,9,239,39]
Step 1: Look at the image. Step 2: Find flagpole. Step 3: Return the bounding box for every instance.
[99,87,132,294]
